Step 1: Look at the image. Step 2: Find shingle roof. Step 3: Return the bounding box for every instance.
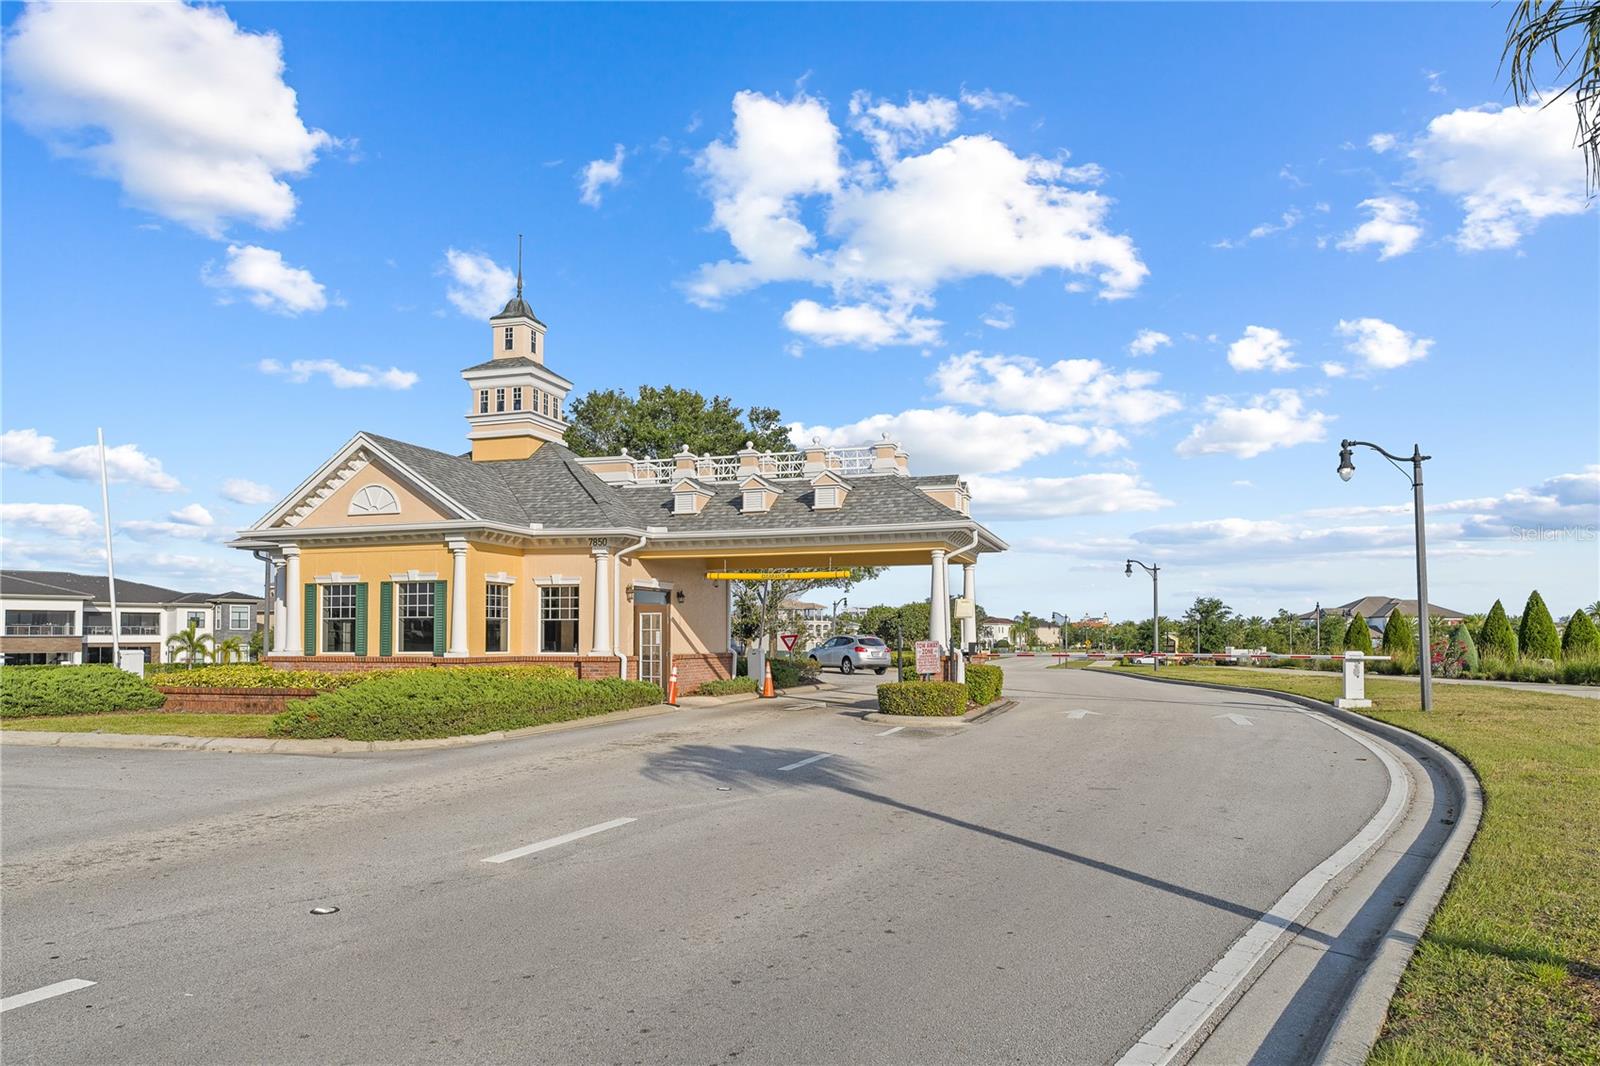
[355,432,970,534]
[490,296,545,325]
[459,357,572,387]
[2,570,189,603]
[1301,596,1469,621]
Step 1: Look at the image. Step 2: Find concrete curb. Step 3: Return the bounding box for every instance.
[862,698,1014,728]
[1105,669,1484,1066]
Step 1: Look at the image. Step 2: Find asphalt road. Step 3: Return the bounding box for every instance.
[2,659,1395,1064]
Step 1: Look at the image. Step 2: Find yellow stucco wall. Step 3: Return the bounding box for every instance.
[470,435,544,462]
[300,464,451,528]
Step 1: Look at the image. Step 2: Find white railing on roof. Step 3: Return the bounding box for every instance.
[831,446,874,475]
[606,441,892,485]
[696,454,742,480]
[771,452,805,478]
[632,458,671,483]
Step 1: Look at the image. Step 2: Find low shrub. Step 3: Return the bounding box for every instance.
[769,655,820,689]
[965,663,1003,705]
[1,665,166,718]
[151,664,381,692]
[694,677,758,697]
[1559,657,1600,685]
[876,680,967,716]
[267,666,660,741]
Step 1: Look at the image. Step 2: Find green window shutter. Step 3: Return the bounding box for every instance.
[354,583,369,656]
[433,579,447,657]
[303,584,317,656]
[379,582,394,657]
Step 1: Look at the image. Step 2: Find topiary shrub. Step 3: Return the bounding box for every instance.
[0,665,167,718]
[1379,610,1415,670]
[268,666,661,741]
[876,680,967,716]
[1479,600,1518,662]
[693,677,758,697]
[768,655,820,688]
[1438,624,1479,678]
[965,663,1003,705]
[1561,607,1599,659]
[1518,591,1561,661]
[1344,613,1374,655]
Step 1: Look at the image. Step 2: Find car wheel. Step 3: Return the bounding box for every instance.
[874,667,887,675]
[809,656,820,664]
[840,658,855,675]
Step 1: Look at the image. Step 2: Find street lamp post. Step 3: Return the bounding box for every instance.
[1125,559,1160,670]
[831,596,848,637]
[1315,600,1322,655]
[1337,439,1433,712]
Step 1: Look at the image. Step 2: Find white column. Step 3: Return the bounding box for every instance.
[447,538,469,656]
[271,558,287,653]
[283,546,303,654]
[960,562,977,651]
[930,548,949,649]
[590,539,612,655]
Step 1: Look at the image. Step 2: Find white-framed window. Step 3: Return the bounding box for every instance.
[512,387,523,411]
[214,606,226,629]
[495,387,506,412]
[323,584,356,653]
[230,604,251,630]
[540,585,579,653]
[503,325,514,351]
[186,610,206,630]
[478,390,489,414]
[399,582,435,653]
[485,584,510,653]
[531,331,539,357]
[542,391,551,416]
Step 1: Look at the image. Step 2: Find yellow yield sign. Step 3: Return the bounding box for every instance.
[705,570,852,581]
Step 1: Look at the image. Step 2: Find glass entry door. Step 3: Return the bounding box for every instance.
[634,594,671,688]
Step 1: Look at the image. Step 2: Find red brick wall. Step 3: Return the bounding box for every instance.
[264,655,622,679]
[667,653,734,690]
[155,687,317,714]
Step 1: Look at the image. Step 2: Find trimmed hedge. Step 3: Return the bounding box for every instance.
[965,663,1003,705]
[694,677,758,697]
[1,665,167,718]
[1563,608,1599,658]
[876,680,967,716]
[770,656,820,688]
[151,664,379,692]
[1518,590,1561,661]
[267,666,661,741]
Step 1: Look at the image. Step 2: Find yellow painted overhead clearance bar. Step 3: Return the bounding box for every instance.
[705,570,852,581]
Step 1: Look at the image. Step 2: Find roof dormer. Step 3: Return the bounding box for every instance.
[739,474,783,514]
[671,475,714,516]
[809,469,852,511]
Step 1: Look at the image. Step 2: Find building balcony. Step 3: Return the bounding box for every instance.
[120,626,161,636]
[3,624,75,636]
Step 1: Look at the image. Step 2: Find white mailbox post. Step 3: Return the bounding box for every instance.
[1335,651,1389,709]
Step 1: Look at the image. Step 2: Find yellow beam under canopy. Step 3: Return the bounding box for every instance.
[705,569,853,581]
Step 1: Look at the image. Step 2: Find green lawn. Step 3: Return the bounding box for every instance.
[1146,665,1599,1066]
[1,713,276,737]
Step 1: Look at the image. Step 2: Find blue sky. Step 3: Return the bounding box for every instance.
[2,2,1596,620]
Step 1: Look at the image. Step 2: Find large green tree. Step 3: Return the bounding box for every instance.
[1562,606,1600,657]
[1479,599,1519,662]
[1518,590,1562,660]
[563,385,794,459]
[1181,597,1235,654]
[1344,613,1374,655]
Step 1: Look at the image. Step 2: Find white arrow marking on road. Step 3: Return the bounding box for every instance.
[1214,712,1255,726]
[1064,709,1102,720]
[0,979,96,1013]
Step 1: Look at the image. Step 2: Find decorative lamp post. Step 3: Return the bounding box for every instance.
[1125,559,1160,669]
[1337,439,1433,712]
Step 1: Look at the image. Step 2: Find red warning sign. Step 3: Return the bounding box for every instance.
[780,633,799,651]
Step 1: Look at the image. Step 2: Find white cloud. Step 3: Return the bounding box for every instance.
[1176,389,1331,459]
[982,303,1015,330]
[1,428,181,491]
[0,502,100,538]
[791,408,1126,475]
[1214,208,1302,249]
[1368,133,1398,153]
[442,248,515,318]
[1321,362,1349,378]
[1408,96,1589,250]
[959,88,1025,115]
[3,0,331,235]
[1128,329,1172,357]
[1337,317,1433,370]
[782,299,941,348]
[221,478,275,506]
[579,144,625,207]
[170,503,214,526]
[258,358,417,390]
[203,244,330,315]
[966,472,1173,519]
[1425,70,1447,96]
[1337,196,1423,259]
[1226,326,1299,372]
[687,91,1146,344]
[931,351,1181,424]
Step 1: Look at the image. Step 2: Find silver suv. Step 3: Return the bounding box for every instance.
[809,634,891,675]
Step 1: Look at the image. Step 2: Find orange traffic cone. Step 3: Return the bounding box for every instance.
[761,659,776,699]
[666,664,680,706]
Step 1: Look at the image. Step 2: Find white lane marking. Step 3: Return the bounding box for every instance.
[1116,711,1409,1066]
[1064,709,1102,720]
[1,979,96,1013]
[875,726,905,736]
[482,817,636,864]
[1213,712,1254,726]
[778,752,833,772]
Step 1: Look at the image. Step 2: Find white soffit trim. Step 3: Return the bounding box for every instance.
[389,570,440,581]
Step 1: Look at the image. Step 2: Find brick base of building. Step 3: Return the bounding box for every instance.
[264,655,624,679]
[156,686,318,714]
[665,653,735,692]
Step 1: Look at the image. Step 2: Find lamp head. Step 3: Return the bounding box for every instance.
[1336,444,1355,482]
[1124,561,1133,578]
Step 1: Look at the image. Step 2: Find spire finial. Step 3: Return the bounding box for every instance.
[515,233,524,300]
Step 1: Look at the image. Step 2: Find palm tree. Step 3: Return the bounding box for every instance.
[214,636,246,664]
[165,623,213,669]
[1503,0,1599,190]
[1588,600,1600,621]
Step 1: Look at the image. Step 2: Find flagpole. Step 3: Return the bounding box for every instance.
[98,428,122,668]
